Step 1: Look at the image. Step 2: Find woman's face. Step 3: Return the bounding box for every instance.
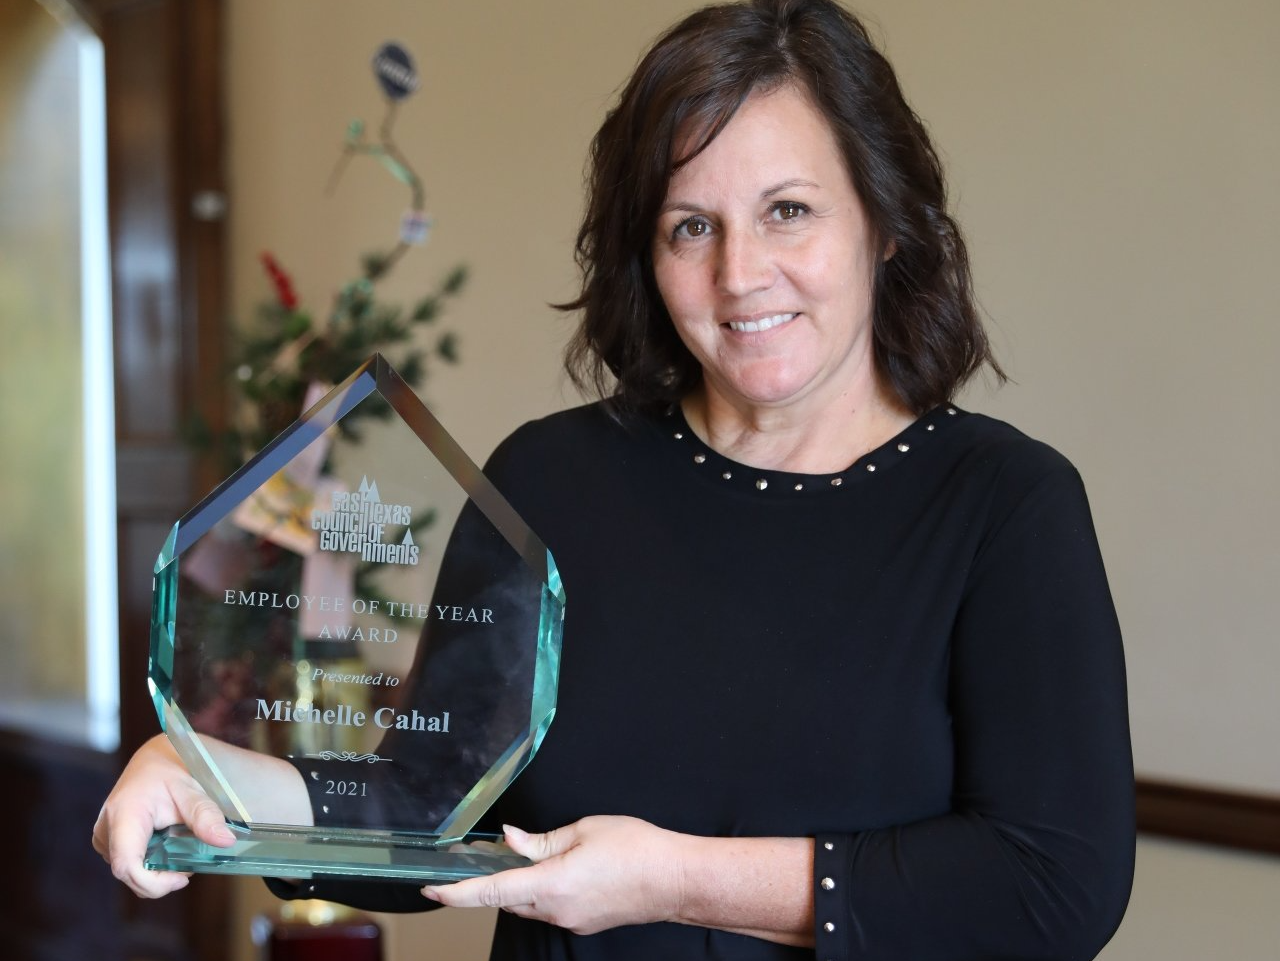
[652,84,881,417]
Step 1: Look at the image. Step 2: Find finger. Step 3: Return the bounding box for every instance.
[171,783,236,847]
[423,863,543,909]
[503,823,574,863]
[100,811,194,899]
[103,803,166,882]
[461,839,509,855]
[121,861,193,899]
[91,807,110,858]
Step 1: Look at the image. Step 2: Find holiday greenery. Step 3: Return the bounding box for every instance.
[198,250,467,473]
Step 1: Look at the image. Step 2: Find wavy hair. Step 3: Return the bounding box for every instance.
[560,0,1003,414]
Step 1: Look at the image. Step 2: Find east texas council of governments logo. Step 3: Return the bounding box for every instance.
[309,476,420,566]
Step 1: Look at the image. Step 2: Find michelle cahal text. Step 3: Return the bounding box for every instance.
[255,698,451,733]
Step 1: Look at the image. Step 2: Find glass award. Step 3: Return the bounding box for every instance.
[145,355,564,883]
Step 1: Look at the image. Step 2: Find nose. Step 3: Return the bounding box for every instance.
[715,226,775,297]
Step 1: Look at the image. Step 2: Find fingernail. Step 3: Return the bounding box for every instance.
[502,824,528,841]
[421,886,440,901]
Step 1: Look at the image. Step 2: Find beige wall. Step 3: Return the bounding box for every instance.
[224,1,1280,958]
[1102,837,1280,960]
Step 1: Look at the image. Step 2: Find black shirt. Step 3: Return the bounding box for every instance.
[282,403,1134,961]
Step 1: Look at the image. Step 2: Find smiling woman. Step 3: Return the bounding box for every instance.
[286,2,1131,956]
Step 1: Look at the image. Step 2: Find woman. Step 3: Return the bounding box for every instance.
[96,1,1134,958]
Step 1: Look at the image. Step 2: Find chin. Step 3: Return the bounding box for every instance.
[719,365,822,408]
[723,380,818,410]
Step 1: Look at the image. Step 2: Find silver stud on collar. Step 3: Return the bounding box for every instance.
[670,411,945,487]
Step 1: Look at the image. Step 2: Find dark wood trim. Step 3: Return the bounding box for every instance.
[176,0,229,501]
[1136,777,1280,856]
[94,0,233,959]
[101,0,187,762]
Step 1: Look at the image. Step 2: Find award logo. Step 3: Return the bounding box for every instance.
[310,476,420,565]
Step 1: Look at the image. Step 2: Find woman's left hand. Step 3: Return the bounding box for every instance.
[422,816,685,935]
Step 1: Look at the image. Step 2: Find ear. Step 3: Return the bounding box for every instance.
[881,239,898,262]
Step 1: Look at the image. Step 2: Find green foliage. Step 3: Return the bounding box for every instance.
[436,331,459,364]
[210,251,468,473]
[442,264,469,295]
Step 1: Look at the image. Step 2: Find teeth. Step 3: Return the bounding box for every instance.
[728,312,797,333]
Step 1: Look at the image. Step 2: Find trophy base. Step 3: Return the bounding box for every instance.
[145,823,530,883]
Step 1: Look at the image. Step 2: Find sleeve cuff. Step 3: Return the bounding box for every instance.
[813,833,853,961]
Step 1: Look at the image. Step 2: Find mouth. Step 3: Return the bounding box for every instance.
[725,312,798,334]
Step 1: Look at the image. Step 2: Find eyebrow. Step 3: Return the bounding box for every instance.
[762,178,820,198]
[658,179,822,216]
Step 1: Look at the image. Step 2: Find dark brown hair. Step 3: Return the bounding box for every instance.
[560,0,1003,415]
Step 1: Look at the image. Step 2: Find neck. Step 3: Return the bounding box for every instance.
[681,378,914,474]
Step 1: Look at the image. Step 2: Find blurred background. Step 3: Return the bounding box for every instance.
[1,1,1276,959]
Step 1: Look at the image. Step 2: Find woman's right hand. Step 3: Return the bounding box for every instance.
[92,733,236,898]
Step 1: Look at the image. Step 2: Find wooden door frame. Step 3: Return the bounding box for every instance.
[88,0,231,958]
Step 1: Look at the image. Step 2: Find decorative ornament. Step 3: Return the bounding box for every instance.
[371,42,419,101]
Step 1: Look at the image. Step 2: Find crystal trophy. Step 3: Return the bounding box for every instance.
[145,355,564,882]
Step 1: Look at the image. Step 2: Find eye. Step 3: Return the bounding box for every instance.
[672,216,712,240]
[770,201,808,222]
